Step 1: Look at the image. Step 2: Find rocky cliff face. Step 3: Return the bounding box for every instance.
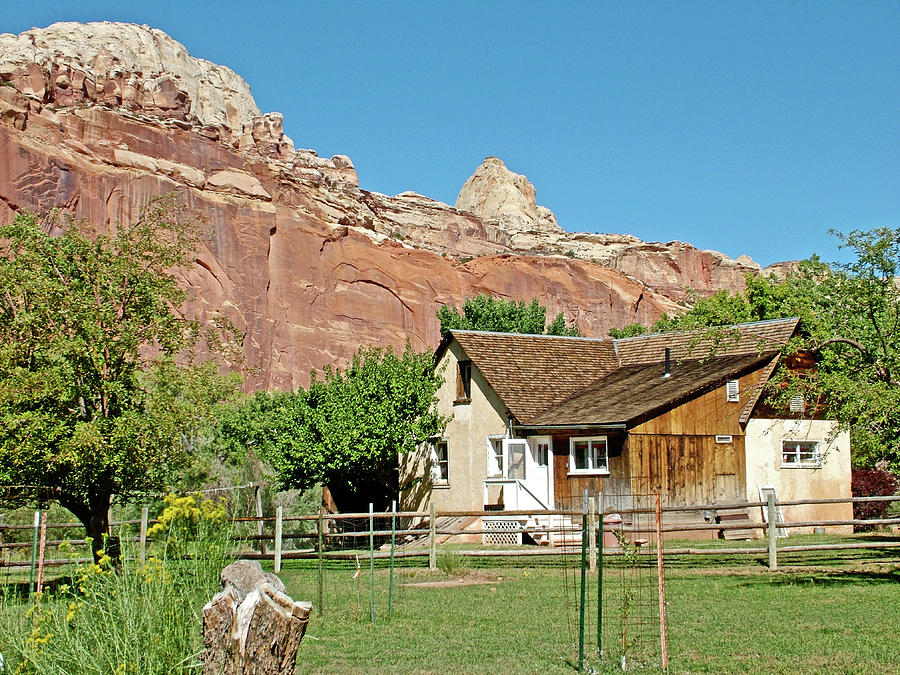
[0,22,764,389]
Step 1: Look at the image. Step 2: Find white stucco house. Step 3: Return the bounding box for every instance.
[401,318,851,537]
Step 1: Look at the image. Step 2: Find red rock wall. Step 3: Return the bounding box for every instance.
[0,86,687,390]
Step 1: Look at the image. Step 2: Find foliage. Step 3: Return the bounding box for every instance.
[220,345,447,509]
[0,195,241,557]
[435,551,469,577]
[851,465,899,523]
[437,294,580,336]
[147,492,228,558]
[609,226,900,470]
[607,323,650,339]
[0,517,234,674]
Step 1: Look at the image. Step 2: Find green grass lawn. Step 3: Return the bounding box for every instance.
[280,559,900,674]
[2,534,898,673]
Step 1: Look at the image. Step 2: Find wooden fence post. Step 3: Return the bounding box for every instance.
[255,485,266,556]
[368,503,375,624]
[767,492,778,570]
[36,511,48,594]
[588,496,597,572]
[139,506,149,566]
[274,505,283,573]
[655,489,668,670]
[429,502,437,571]
[317,506,324,617]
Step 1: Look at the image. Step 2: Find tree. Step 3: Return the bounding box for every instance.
[0,196,239,558]
[219,345,447,511]
[437,294,581,336]
[609,226,900,470]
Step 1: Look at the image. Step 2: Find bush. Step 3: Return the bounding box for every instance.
[0,494,235,673]
[851,465,898,526]
[436,551,468,577]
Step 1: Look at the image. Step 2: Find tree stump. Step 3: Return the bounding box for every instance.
[202,560,312,674]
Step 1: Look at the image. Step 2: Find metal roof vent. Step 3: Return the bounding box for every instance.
[663,348,672,379]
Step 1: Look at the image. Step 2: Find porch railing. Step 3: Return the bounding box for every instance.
[482,477,550,512]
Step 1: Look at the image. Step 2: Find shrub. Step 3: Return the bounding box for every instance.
[0,494,235,673]
[436,551,468,577]
[851,465,898,526]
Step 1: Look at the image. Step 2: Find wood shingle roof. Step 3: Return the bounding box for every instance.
[444,318,800,426]
[528,354,775,427]
[615,317,799,366]
[448,331,619,424]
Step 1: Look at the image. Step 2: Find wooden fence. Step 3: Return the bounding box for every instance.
[2,494,898,581]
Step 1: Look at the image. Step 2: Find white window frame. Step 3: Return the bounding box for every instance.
[430,438,450,485]
[535,439,550,467]
[486,436,505,477]
[726,379,740,402]
[568,436,609,475]
[781,439,821,468]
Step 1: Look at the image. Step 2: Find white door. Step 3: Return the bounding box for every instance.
[527,436,553,509]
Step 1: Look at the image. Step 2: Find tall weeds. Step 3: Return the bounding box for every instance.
[0,494,235,674]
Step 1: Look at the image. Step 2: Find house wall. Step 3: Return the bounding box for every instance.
[625,367,764,507]
[744,419,852,533]
[549,433,630,507]
[627,434,747,507]
[399,341,508,512]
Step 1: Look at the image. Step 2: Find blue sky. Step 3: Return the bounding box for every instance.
[4,2,898,267]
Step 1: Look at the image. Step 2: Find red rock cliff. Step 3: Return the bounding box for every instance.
[0,22,760,389]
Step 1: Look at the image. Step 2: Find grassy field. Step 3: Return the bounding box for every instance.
[281,558,900,674]
[1,534,898,673]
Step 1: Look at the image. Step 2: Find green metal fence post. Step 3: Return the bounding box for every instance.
[139,506,149,566]
[28,509,40,597]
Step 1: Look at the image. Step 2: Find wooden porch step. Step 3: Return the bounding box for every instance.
[717,509,755,540]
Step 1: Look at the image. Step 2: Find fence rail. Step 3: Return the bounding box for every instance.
[2,494,898,579]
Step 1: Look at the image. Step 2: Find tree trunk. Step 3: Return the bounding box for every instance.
[202,560,312,674]
[61,492,112,563]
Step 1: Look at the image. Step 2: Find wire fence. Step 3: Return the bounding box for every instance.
[1,490,898,672]
[2,493,898,573]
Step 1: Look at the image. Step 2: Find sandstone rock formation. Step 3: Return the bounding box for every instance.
[456,156,563,236]
[0,22,769,389]
[453,156,764,299]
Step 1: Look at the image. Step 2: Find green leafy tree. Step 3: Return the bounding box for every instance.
[609,227,900,470]
[220,345,447,511]
[437,294,580,336]
[0,196,240,558]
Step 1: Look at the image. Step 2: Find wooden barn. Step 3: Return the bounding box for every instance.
[400,318,851,537]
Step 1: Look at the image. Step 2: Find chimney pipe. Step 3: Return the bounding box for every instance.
[663,348,671,378]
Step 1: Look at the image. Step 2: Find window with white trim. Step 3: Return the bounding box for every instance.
[487,437,504,477]
[535,440,550,467]
[455,360,472,403]
[568,436,609,474]
[726,379,740,402]
[430,439,449,484]
[781,440,820,468]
